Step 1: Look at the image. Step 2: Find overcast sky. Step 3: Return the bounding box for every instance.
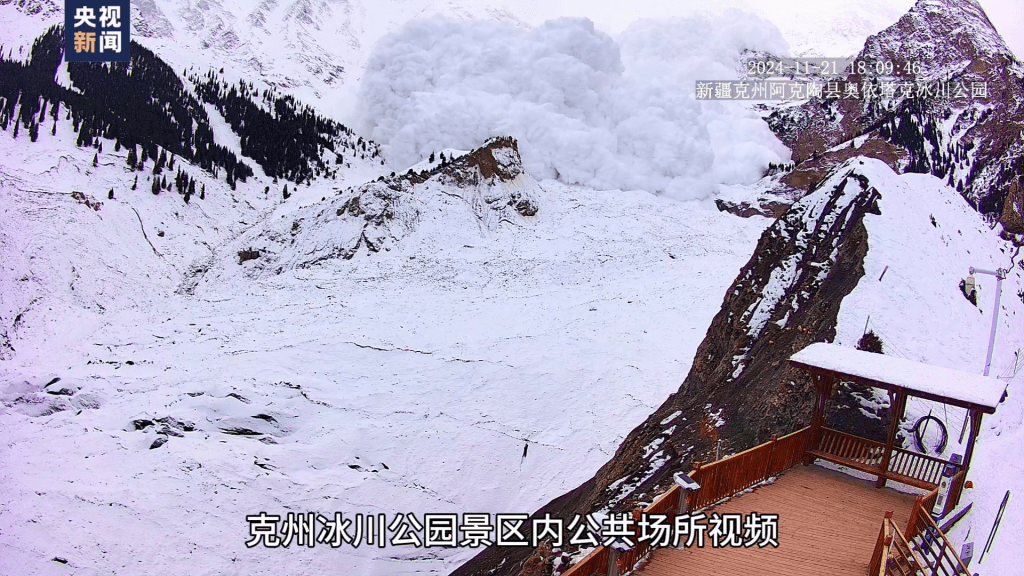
[510,0,1023,60]
[978,0,1024,58]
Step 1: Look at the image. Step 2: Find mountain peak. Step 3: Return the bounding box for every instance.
[861,0,1017,78]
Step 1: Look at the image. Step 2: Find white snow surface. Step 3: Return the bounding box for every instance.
[828,158,1024,572]
[2,0,1024,572]
[0,116,770,574]
[792,343,1007,410]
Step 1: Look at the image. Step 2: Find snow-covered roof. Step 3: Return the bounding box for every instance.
[790,343,1006,412]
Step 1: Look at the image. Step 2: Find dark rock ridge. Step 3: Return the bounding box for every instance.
[763,0,1024,241]
[225,137,540,276]
[451,158,888,576]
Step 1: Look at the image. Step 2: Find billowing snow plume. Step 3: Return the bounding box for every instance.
[357,12,792,200]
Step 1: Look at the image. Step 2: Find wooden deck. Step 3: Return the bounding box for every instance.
[638,464,919,576]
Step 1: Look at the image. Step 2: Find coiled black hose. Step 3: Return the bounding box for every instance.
[913,415,948,455]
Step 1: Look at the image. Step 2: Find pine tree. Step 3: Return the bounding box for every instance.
[29,121,39,142]
[151,178,160,194]
[429,151,435,163]
[154,150,166,175]
[107,189,114,199]
[126,146,137,170]
[131,175,138,190]
[282,184,290,200]
[93,152,98,167]
[77,119,90,147]
[12,120,19,139]
[200,183,205,200]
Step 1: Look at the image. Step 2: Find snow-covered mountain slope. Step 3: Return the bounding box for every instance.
[210,137,541,278]
[453,156,1024,576]
[0,127,771,574]
[833,158,1022,383]
[0,96,275,363]
[763,0,1024,236]
[832,158,1024,571]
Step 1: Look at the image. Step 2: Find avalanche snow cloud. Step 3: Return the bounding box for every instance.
[357,12,792,199]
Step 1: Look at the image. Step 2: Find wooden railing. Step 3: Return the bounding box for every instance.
[906,486,940,540]
[869,513,930,576]
[614,487,682,573]
[810,428,962,494]
[561,545,610,576]
[870,487,971,576]
[904,497,972,575]
[944,470,967,518]
[868,512,893,576]
[812,427,885,470]
[562,427,809,576]
[888,448,953,489]
[687,426,810,511]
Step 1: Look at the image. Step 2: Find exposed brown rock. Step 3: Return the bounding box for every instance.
[452,160,885,576]
[764,0,1024,231]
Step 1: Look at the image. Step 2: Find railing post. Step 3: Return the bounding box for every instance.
[684,463,702,512]
[606,547,621,576]
[762,434,778,479]
[805,375,834,466]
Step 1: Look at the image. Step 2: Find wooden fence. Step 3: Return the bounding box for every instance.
[811,427,962,493]
[687,427,810,511]
[888,448,954,490]
[562,427,809,576]
[868,513,929,576]
[943,470,967,518]
[905,492,972,575]
[869,485,971,576]
[560,486,680,576]
[613,487,682,574]
[814,427,885,470]
[562,545,610,576]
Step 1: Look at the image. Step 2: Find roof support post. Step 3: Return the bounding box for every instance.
[876,390,907,489]
[958,409,984,506]
[804,373,832,466]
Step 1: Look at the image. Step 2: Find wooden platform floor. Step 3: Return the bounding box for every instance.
[638,464,918,576]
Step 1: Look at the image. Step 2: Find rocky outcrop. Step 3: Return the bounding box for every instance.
[222,137,540,277]
[452,158,887,576]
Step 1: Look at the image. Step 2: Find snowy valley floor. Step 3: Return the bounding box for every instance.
[0,164,769,575]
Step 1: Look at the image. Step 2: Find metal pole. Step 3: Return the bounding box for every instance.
[960,267,1006,443]
[968,267,1006,377]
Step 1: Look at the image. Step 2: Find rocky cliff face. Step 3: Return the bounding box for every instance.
[764,0,1024,241]
[451,158,887,576]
